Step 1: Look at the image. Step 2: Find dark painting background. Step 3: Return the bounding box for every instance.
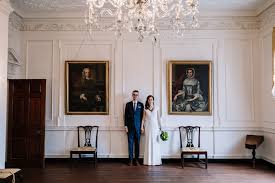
[68,63,107,113]
[172,63,210,111]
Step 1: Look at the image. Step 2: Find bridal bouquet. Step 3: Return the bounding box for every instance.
[160,131,168,141]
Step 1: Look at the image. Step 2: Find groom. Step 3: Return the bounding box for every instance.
[124,90,144,166]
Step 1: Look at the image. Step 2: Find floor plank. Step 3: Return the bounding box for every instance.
[21,161,275,183]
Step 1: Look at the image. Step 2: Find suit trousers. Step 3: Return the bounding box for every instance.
[128,129,140,161]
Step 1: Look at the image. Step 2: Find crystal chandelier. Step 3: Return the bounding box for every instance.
[20,0,199,41]
[85,0,200,41]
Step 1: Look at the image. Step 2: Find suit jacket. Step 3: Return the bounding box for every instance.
[124,101,144,131]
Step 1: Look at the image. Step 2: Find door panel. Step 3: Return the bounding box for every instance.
[30,80,42,93]
[12,97,27,128]
[13,80,27,95]
[7,79,46,168]
[29,138,43,160]
[29,80,45,166]
[11,138,27,159]
[29,98,41,126]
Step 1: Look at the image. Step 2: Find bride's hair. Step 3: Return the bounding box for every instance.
[145,95,154,110]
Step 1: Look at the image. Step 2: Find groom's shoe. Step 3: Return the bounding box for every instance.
[128,160,133,166]
[134,160,140,166]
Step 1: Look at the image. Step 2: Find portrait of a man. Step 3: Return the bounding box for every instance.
[168,61,212,115]
[65,61,109,115]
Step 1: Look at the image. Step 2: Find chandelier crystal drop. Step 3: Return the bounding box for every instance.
[85,0,200,41]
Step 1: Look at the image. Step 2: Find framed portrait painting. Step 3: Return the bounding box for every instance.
[65,61,109,115]
[168,61,212,115]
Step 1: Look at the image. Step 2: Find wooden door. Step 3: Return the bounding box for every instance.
[7,79,46,168]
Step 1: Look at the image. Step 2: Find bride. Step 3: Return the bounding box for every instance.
[141,95,162,166]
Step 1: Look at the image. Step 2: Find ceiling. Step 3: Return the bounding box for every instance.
[10,0,273,17]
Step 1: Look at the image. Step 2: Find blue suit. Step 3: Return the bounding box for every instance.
[124,101,144,161]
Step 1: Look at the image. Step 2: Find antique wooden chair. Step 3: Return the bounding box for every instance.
[70,126,99,168]
[245,135,264,168]
[179,126,208,169]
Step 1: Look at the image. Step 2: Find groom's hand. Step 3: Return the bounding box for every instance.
[125,126,128,133]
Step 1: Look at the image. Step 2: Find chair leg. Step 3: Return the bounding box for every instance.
[96,152,98,167]
[94,152,97,168]
[205,153,208,169]
[70,152,73,168]
[252,149,256,169]
[18,170,24,183]
[181,153,184,169]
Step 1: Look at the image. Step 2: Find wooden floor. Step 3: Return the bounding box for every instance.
[21,160,275,183]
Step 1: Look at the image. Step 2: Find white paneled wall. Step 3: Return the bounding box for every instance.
[260,21,275,164]
[160,39,215,127]
[223,39,254,122]
[59,41,114,126]
[27,40,53,122]
[122,40,154,100]
[0,1,13,169]
[255,2,275,164]
[19,29,262,159]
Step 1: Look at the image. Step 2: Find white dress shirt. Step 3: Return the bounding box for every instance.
[133,101,138,111]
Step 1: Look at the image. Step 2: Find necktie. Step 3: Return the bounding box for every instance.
[134,103,136,111]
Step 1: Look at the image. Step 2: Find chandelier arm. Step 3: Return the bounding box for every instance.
[106,0,123,9]
[123,0,136,9]
[156,3,177,19]
[91,0,106,8]
[99,8,115,17]
[158,4,180,18]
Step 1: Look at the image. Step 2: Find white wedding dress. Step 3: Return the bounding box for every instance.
[143,106,162,166]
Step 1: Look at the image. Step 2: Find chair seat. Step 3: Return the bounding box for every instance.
[182,147,207,153]
[71,146,96,152]
[0,169,21,179]
[245,135,264,149]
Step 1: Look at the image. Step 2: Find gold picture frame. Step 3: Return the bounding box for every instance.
[65,61,109,115]
[168,61,212,115]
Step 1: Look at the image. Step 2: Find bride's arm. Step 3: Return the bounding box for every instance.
[157,109,162,131]
[141,110,146,133]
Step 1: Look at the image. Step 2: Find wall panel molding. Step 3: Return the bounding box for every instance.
[45,125,262,132]
[57,40,114,126]
[9,12,23,31]
[221,39,256,123]
[25,40,54,122]
[19,16,260,32]
[259,4,275,30]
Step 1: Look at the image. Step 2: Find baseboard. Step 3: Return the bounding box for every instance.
[44,157,275,168]
[44,154,275,168]
[45,154,260,159]
[261,156,275,166]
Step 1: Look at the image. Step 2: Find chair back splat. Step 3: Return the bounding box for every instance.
[179,126,201,148]
[77,126,99,148]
